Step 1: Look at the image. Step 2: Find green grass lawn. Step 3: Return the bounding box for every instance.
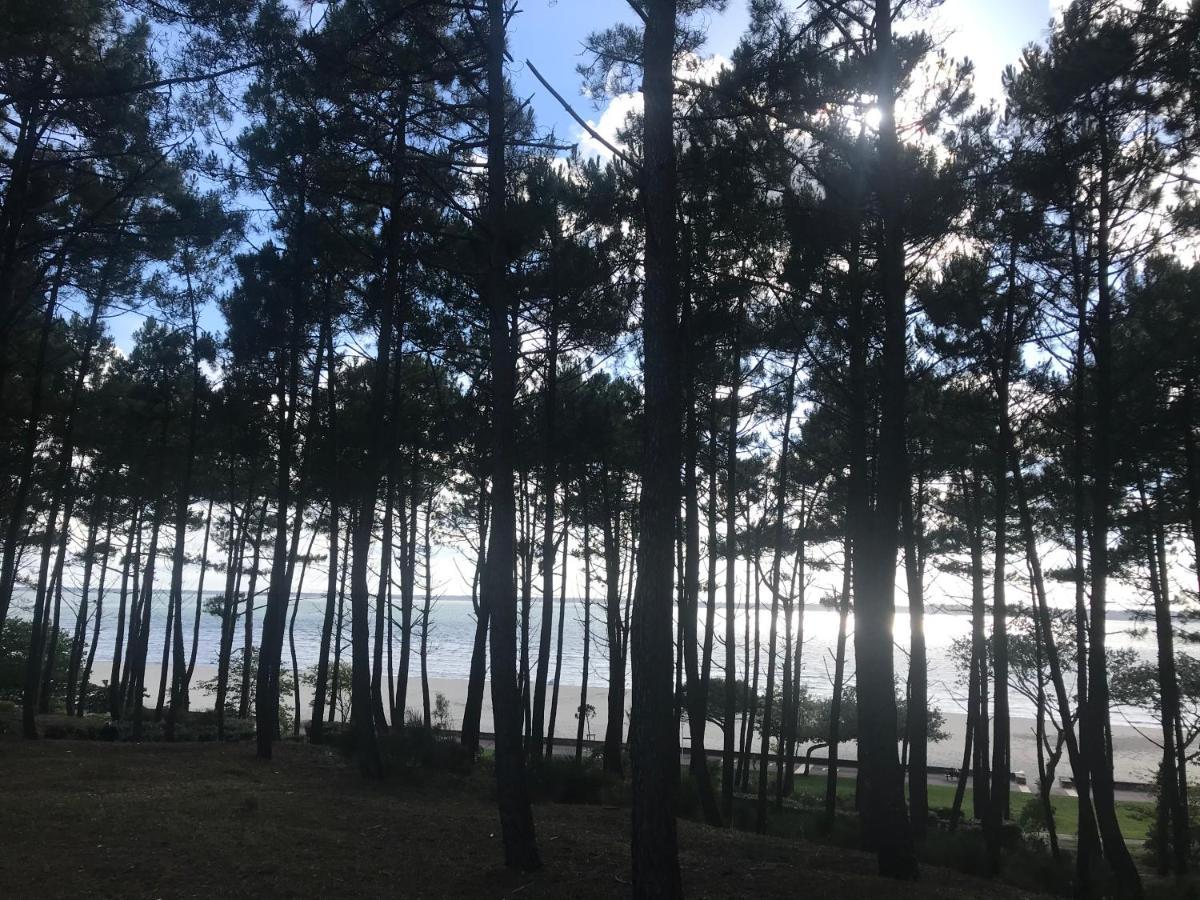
[784,772,1154,841]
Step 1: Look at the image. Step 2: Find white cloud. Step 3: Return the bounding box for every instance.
[575,53,730,160]
[578,91,642,160]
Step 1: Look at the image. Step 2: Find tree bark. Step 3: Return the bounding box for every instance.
[483,0,539,868]
[629,1,684,890]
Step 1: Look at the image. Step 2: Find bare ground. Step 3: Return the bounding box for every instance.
[0,737,1046,899]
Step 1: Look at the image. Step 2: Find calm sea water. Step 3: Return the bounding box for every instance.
[9,586,1158,723]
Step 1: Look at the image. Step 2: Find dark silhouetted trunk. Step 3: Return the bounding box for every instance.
[682,303,721,827]
[757,355,797,832]
[852,0,916,877]
[629,0,683,889]
[721,299,743,823]
[484,0,539,867]
[825,537,852,820]
[901,487,927,836]
[601,463,626,776]
[531,311,558,761]
[546,489,568,755]
[462,476,490,753]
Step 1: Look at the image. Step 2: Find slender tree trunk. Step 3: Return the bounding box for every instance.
[421,495,432,729]
[1140,481,1187,873]
[1033,610,1060,861]
[825,537,852,820]
[311,323,339,742]
[854,0,916,877]
[66,500,102,715]
[154,586,175,720]
[784,530,805,798]
[290,528,320,737]
[462,477,491,753]
[987,262,1017,856]
[546,487,569,756]
[129,504,164,737]
[184,499,215,699]
[484,0,538,867]
[109,506,140,719]
[374,479,394,729]
[531,312,558,761]
[1011,448,1099,865]
[1087,148,1142,898]
[398,480,418,725]
[601,464,626,776]
[756,356,797,831]
[330,521,350,724]
[967,476,991,825]
[629,2,684,890]
[741,548,762,793]
[901,487,927,837]
[721,300,743,822]
[577,510,592,762]
[0,279,59,634]
[78,506,114,714]
[682,303,721,827]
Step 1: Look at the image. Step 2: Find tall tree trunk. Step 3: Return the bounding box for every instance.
[330,520,351,723]
[825,537,852,820]
[129,504,164,737]
[783,526,805,799]
[901,486,927,836]
[601,463,626,776]
[78,506,114,714]
[66,499,102,715]
[1087,145,1142,898]
[398,478,418,726]
[987,256,1017,856]
[531,311,558,761]
[462,476,491,753]
[0,276,60,633]
[757,355,797,831]
[740,546,761,792]
[1011,448,1099,864]
[291,528,320,737]
[629,1,684,890]
[483,0,539,868]
[1140,480,1187,873]
[853,0,916,877]
[109,505,140,719]
[420,494,432,729]
[311,323,339,741]
[166,271,206,740]
[374,479,395,729]
[721,300,743,822]
[682,303,722,827]
[577,509,592,762]
[184,499,215,697]
[1033,607,1061,861]
[546,488,569,756]
[967,475,991,825]
[348,82,413,774]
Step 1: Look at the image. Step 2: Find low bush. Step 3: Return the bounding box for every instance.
[379,725,474,775]
[36,710,255,742]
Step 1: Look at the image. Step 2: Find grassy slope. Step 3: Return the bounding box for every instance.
[0,738,1043,899]
[785,774,1154,842]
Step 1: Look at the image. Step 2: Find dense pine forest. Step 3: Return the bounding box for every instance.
[1,0,1199,897]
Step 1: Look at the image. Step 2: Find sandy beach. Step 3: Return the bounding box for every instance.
[125,663,1163,786]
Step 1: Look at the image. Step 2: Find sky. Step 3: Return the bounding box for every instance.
[98,1,1060,350]
[508,0,1059,161]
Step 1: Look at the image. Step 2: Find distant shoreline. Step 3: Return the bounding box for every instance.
[113,664,1164,786]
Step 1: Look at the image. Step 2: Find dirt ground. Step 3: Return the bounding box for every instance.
[0,738,1046,898]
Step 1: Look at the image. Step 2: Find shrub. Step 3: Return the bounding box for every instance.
[379,725,474,775]
[527,757,619,806]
